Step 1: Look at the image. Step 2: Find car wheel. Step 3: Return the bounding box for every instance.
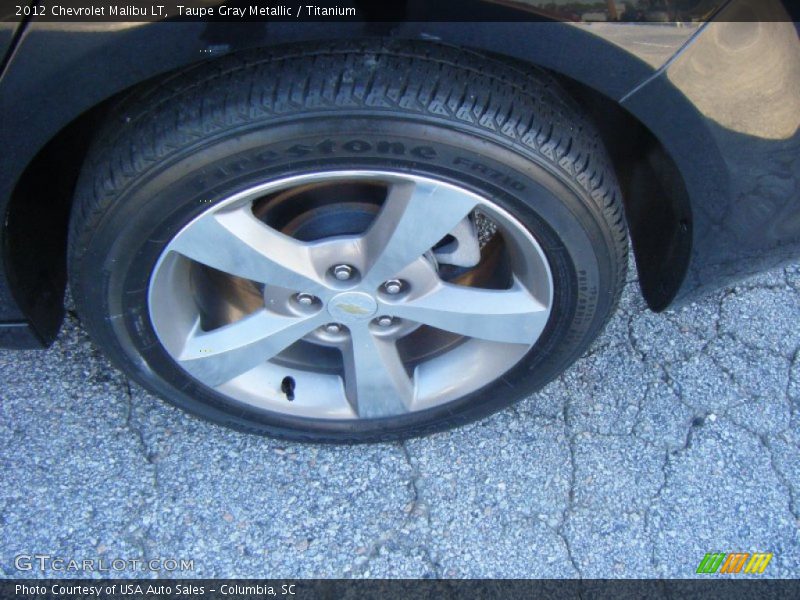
[68,41,628,442]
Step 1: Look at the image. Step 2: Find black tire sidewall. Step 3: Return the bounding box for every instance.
[74,114,616,441]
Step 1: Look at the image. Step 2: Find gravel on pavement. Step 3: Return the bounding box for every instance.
[1,259,799,578]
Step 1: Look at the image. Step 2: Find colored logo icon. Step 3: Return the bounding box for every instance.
[696,553,773,574]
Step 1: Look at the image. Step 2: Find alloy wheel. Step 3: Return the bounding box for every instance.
[148,171,553,419]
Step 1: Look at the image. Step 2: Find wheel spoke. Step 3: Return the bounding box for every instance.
[342,326,414,418]
[391,280,549,345]
[361,180,478,287]
[169,205,326,295]
[178,309,326,387]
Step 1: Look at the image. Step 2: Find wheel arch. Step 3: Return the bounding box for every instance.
[1,24,696,346]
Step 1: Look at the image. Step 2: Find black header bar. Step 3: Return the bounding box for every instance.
[2,0,797,22]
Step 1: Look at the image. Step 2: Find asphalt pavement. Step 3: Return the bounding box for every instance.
[1,258,799,578]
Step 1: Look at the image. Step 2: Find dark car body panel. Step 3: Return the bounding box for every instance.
[0,24,17,62]
[624,3,800,304]
[0,2,27,63]
[0,0,797,347]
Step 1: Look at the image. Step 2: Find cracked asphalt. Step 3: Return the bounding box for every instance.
[1,258,799,579]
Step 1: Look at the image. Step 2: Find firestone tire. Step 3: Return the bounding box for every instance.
[68,41,628,442]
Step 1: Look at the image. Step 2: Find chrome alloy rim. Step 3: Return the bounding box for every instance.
[148,171,553,420]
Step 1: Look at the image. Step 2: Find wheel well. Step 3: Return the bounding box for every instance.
[3,40,692,345]
[554,74,693,311]
[3,102,106,342]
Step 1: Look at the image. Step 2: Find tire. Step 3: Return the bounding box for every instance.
[68,40,628,442]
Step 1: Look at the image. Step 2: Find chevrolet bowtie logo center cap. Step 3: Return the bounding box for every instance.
[328,292,379,322]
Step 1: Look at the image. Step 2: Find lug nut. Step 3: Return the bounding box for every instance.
[325,323,343,334]
[376,316,394,327]
[333,264,355,281]
[383,279,404,295]
[295,293,316,306]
